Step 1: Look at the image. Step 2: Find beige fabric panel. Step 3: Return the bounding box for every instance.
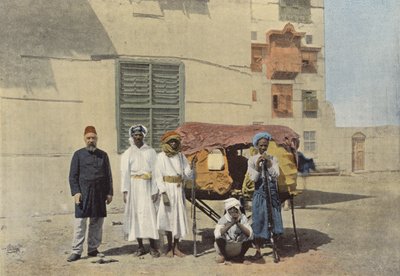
[187,150,233,195]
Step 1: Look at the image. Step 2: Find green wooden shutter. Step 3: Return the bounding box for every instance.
[151,64,182,150]
[117,60,184,153]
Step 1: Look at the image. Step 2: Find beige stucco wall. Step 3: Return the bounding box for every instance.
[330,126,400,173]
[1,59,119,217]
[1,1,399,218]
[0,1,253,217]
[0,56,253,218]
[90,0,254,124]
[90,0,251,66]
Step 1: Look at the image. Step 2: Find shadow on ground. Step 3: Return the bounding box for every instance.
[278,227,332,258]
[293,190,373,207]
[102,244,136,256]
[101,224,331,259]
[179,228,216,256]
[180,227,332,259]
[101,228,216,257]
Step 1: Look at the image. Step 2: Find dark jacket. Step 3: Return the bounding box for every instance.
[69,148,113,218]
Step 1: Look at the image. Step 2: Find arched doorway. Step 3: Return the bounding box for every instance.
[352,132,366,172]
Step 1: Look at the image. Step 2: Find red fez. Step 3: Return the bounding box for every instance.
[84,126,97,135]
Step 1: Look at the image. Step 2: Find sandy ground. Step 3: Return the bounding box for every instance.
[1,171,400,275]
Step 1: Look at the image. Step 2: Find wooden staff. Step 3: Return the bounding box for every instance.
[261,159,280,263]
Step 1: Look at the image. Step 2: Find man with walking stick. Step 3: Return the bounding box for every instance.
[246,132,283,261]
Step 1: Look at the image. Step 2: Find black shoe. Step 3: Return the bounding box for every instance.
[272,233,282,241]
[251,251,262,260]
[231,255,245,263]
[88,249,99,257]
[149,248,160,258]
[133,247,146,257]
[67,253,81,262]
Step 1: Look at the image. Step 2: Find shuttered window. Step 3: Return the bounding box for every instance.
[279,0,311,24]
[302,90,318,118]
[301,50,318,73]
[304,131,316,152]
[271,84,293,118]
[116,60,184,153]
[251,44,266,72]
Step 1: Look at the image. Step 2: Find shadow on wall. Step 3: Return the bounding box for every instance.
[131,0,210,18]
[0,0,117,91]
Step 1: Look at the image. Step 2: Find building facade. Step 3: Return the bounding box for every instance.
[1,0,399,217]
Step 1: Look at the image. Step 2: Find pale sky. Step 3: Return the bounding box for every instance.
[325,0,400,126]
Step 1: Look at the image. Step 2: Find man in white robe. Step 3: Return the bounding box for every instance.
[155,131,193,257]
[121,124,160,257]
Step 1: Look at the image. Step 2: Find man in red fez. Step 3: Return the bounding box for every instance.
[67,126,113,262]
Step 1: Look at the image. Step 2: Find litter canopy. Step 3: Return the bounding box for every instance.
[176,122,300,155]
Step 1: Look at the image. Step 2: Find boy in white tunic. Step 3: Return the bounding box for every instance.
[214,198,253,263]
[155,131,193,257]
[121,125,160,257]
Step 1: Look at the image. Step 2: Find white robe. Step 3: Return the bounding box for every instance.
[120,144,159,241]
[155,151,193,239]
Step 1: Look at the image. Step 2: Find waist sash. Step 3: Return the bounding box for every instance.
[163,175,183,187]
[131,173,152,180]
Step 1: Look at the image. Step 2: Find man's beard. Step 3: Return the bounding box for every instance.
[134,139,143,148]
[86,144,97,152]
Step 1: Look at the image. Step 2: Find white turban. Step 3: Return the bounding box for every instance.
[224,198,241,212]
[129,124,148,137]
[128,124,148,146]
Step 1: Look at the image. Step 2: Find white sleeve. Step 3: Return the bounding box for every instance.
[214,224,224,239]
[181,153,193,180]
[149,149,159,196]
[155,153,167,194]
[240,214,253,239]
[120,149,131,193]
[267,156,280,178]
[247,156,260,183]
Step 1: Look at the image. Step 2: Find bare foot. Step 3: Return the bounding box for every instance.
[173,248,186,257]
[215,255,225,263]
[165,250,173,258]
[283,200,290,211]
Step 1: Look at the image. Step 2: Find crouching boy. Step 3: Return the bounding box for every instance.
[214,198,253,263]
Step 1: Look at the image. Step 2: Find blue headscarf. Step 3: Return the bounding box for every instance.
[252,132,272,148]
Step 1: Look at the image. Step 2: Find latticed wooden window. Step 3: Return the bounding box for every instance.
[302,90,318,118]
[116,60,184,152]
[303,131,316,152]
[279,0,311,24]
[301,51,318,73]
[251,44,266,72]
[271,84,293,118]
